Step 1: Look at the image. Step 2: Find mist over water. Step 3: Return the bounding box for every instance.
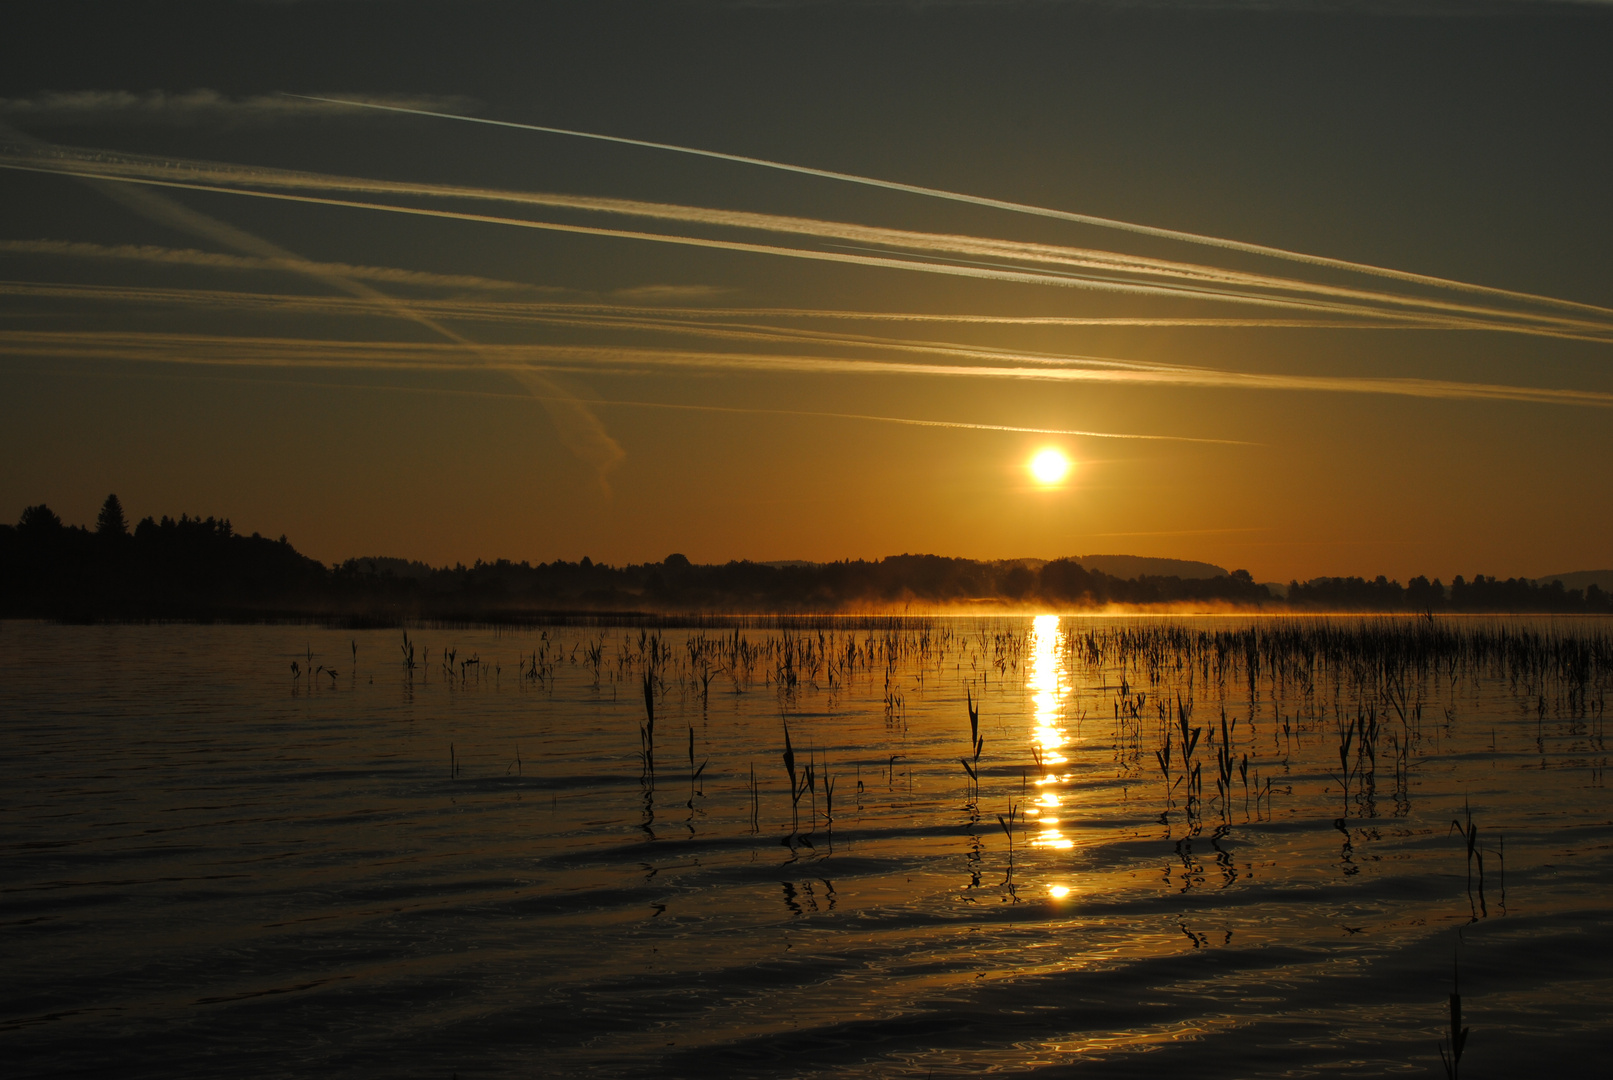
[4,616,1612,1077]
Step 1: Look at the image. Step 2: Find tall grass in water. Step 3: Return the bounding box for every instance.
[826,767,836,824]
[638,672,656,782]
[686,725,707,807]
[1450,799,1487,919]
[1174,693,1202,819]
[961,688,984,805]
[1213,707,1237,822]
[781,719,804,835]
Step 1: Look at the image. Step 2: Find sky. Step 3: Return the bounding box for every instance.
[2,0,1610,582]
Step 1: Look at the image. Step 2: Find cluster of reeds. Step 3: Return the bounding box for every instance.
[1332,706,1381,815]
[351,618,1606,881]
[1449,799,1504,920]
[778,718,836,839]
[520,633,557,688]
[1212,708,1239,822]
[1162,692,1203,817]
[291,642,342,690]
[584,635,605,687]
[1067,619,1610,717]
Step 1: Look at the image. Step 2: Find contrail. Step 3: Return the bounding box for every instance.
[0,270,1491,334]
[291,93,1613,321]
[7,330,1611,408]
[0,279,1446,331]
[6,153,1607,341]
[0,238,559,293]
[0,144,626,482]
[29,361,1251,444]
[0,283,1481,367]
[6,143,1609,337]
[594,400,1255,444]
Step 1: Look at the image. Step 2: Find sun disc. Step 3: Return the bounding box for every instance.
[1029,448,1071,485]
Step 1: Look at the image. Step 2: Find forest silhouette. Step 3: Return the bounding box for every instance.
[3,496,1608,621]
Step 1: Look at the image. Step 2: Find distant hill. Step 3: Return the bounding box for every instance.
[1535,570,1613,592]
[1075,554,1230,580]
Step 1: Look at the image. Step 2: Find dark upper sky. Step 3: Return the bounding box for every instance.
[3,0,1610,581]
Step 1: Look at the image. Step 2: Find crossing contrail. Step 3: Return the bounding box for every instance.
[7,330,1611,408]
[0,148,626,482]
[6,150,1609,341]
[289,93,1613,321]
[0,277,1444,330]
[10,142,1606,335]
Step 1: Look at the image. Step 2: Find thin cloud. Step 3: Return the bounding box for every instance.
[611,284,734,301]
[0,272,1466,330]
[0,239,562,294]
[24,362,1249,445]
[6,330,1610,408]
[0,90,475,127]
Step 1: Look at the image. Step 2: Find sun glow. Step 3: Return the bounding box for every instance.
[1028,448,1072,485]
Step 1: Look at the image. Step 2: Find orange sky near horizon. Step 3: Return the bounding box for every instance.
[2,3,1610,584]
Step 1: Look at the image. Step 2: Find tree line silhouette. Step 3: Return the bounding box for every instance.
[3,496,1608,620]
[1285,573,1610,614]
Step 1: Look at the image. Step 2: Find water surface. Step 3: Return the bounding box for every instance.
[4,616,1612,1077]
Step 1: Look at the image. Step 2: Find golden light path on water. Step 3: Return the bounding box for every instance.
[1023,614,1078,885]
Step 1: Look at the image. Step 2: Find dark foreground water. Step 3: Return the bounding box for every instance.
[4,616,1612,1078]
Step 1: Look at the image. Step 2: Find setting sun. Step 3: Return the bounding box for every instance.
[1028,448,1072,485]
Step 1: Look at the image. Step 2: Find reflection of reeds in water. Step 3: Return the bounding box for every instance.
[998,801,1019,900]
[1439,951,1471,1079]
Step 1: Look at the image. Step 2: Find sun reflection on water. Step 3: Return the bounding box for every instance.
[1025,614,1076,851]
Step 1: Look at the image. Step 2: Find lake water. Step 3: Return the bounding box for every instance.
[4,615,1612,1077]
